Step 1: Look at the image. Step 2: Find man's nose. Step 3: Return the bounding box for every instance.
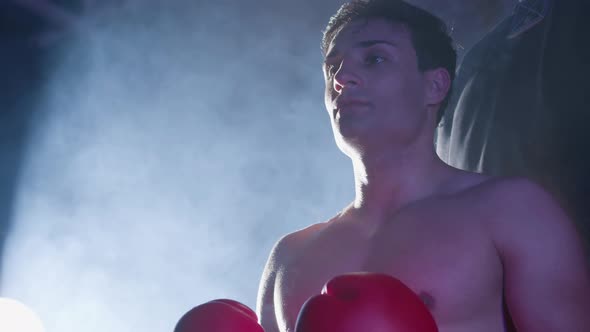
[333,62,361,93]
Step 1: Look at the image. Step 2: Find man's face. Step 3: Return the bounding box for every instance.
[323,18,429,155]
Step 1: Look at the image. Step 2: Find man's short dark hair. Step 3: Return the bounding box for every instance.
[322,0,457,123]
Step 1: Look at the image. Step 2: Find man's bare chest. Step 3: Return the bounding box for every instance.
[273,224,375,330]
[274,206,504,329]
[363,213,504,323]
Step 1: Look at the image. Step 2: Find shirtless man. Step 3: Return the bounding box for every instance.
[255,1,590,331]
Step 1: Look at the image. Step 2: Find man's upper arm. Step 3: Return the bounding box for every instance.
[256,235,292,332]
[491,179,590,331]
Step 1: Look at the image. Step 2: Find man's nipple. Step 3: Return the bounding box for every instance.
[418,291,435,310]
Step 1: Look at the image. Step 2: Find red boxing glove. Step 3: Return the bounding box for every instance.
[295,273,438,332]
[174,299,264,332]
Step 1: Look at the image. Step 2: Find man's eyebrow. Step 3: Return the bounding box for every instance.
[325,40,398,60]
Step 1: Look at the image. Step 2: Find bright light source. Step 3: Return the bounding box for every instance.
[0,298,46,332]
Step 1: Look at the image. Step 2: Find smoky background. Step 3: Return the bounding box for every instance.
[0,1,513,331]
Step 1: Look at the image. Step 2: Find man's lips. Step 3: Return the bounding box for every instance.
[334,99,370,114]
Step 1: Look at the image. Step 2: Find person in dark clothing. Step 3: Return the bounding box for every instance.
[436,0,590,256]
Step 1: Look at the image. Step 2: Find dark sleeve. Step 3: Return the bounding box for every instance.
[540,0,590,239]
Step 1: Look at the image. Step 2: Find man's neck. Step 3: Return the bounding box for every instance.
[349,146,453,222]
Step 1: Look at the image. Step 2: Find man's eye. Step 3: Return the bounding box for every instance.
[365,55,385,65]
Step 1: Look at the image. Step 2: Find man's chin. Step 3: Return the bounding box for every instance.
[335,116,372,139]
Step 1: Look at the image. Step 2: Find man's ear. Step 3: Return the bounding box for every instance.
[424,68,451,107]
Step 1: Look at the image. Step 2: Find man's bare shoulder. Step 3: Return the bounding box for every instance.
[440,172,562,225]
[444,170,546,204]
[460,175,553,206]
[459,175,576,241]
[272,219,336,260]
